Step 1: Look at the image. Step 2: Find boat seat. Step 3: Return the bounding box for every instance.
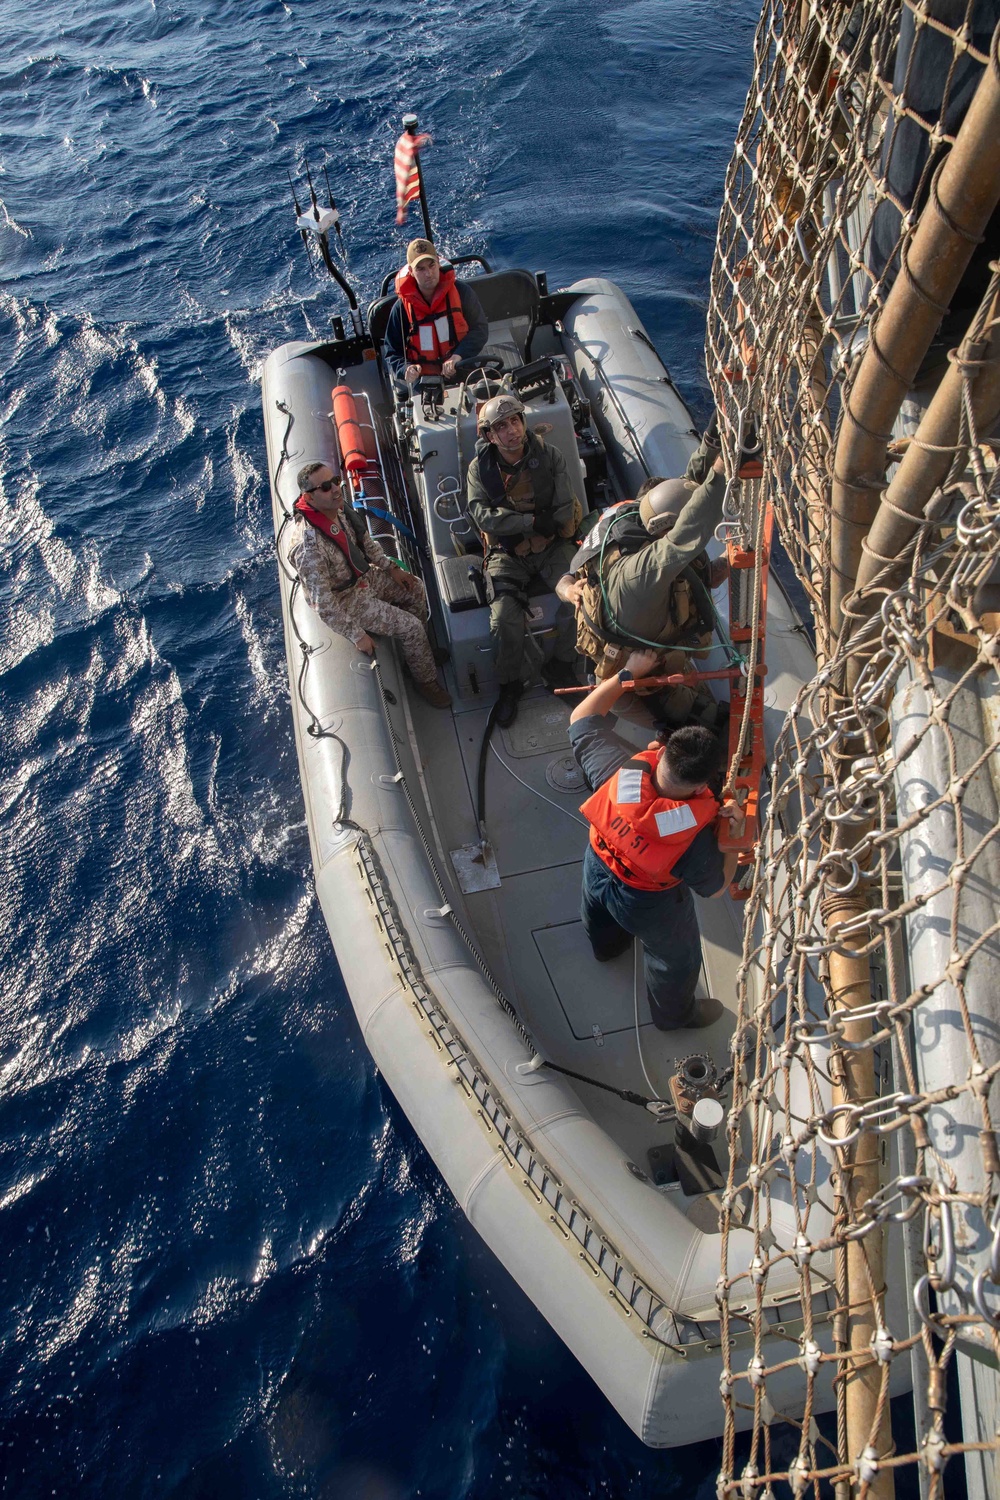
[367,294,396,348]
[468,269,539,324]
[438,552,562,617]
[366,270,539,352]
[439,554,486,612]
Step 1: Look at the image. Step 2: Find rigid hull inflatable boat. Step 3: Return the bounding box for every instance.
[261,265,908,1445]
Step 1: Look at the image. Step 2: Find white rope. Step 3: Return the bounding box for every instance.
[488,740,589,827]
[632,939,667,1103]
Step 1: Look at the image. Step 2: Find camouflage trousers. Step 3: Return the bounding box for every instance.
[355,570,437,684]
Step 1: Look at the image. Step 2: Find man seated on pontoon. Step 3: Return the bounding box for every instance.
[383,238,489,386]
[289,461,451,708]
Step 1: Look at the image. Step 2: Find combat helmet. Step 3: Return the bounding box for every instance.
[638,478,694,538]
[478,392,526,435]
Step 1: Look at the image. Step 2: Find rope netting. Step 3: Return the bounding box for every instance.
[706,1,1000,1493]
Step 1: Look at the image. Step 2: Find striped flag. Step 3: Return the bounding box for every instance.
[394,130,430,225]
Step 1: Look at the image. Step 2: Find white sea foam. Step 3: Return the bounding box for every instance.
[0,1171,48,1212]
[251,1236,277,1286]
[0,197,31,239]
[233,589,284,711]
[173,394,196,438]
[222,312,267,381]
[188,1275,245,1327]
[226,413,261,517]
[191,452,214,511]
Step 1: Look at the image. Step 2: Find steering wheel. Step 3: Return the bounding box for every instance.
[458,356,504,379]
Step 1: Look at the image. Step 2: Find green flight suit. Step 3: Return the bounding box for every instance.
[467,431,580,685]
[598,439,724,647]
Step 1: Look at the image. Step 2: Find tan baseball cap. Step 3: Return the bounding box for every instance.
[406,238,438,267]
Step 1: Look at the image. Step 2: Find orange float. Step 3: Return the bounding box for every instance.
[331,384,368,473]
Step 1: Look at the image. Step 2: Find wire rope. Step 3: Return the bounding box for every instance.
[488,739,589,828]
[632,938,667,1103]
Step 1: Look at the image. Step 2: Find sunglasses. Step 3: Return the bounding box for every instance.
[306,479,341,493]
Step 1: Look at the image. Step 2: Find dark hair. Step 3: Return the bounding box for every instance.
[662,725,722,787]
[635,475,668,500]
[297,461,327,492]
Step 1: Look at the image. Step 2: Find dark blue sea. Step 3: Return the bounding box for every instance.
[0,4,761,1495]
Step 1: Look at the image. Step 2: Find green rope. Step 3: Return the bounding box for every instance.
[596,506,745,668]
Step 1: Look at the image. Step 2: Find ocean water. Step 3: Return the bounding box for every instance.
[0,3,770,1495]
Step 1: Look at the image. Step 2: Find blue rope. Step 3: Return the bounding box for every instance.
[351,502,421,547]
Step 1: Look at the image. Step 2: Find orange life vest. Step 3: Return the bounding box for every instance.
[394,264,469,373]
[580,748,718,891]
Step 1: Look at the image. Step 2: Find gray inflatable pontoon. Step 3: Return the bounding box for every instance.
[261,269,907,1444]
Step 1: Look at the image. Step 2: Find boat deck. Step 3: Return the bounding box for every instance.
[398,561,816,1202]
[404,676,741,1187]
[317,287,818,1206]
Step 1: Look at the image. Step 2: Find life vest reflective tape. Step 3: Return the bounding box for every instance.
[417,314,451,353]
[615,765,646,804]
[654,804,698,837]
[580,749,717,891]
[394,264,469,373]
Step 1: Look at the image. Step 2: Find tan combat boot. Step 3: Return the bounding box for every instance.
[413,677,452,709]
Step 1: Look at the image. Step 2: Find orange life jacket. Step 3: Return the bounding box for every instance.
[394,264,469,373]
[580,748,718,891]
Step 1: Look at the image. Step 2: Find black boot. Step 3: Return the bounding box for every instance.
[494,681,523,728]
[542,658,579,691]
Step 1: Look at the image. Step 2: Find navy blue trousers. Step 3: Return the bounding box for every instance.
[580,844,703,1029]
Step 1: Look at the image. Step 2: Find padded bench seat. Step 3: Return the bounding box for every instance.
[439,554,487,613]
[437,552,561,614]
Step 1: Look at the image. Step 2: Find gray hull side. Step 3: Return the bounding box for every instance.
[561,278,698,493]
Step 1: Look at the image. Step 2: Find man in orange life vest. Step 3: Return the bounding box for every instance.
[383,239,489,386]
[289,462,451,708]
[570,649,744,1029]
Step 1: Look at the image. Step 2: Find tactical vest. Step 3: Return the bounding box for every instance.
[573,506,715,669]
[580,749,718,891]
[474,431,568,553]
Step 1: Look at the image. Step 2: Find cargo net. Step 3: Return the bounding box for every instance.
[706,0,1000,1494]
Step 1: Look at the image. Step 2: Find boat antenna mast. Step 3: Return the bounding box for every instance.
[289,159,362,335]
